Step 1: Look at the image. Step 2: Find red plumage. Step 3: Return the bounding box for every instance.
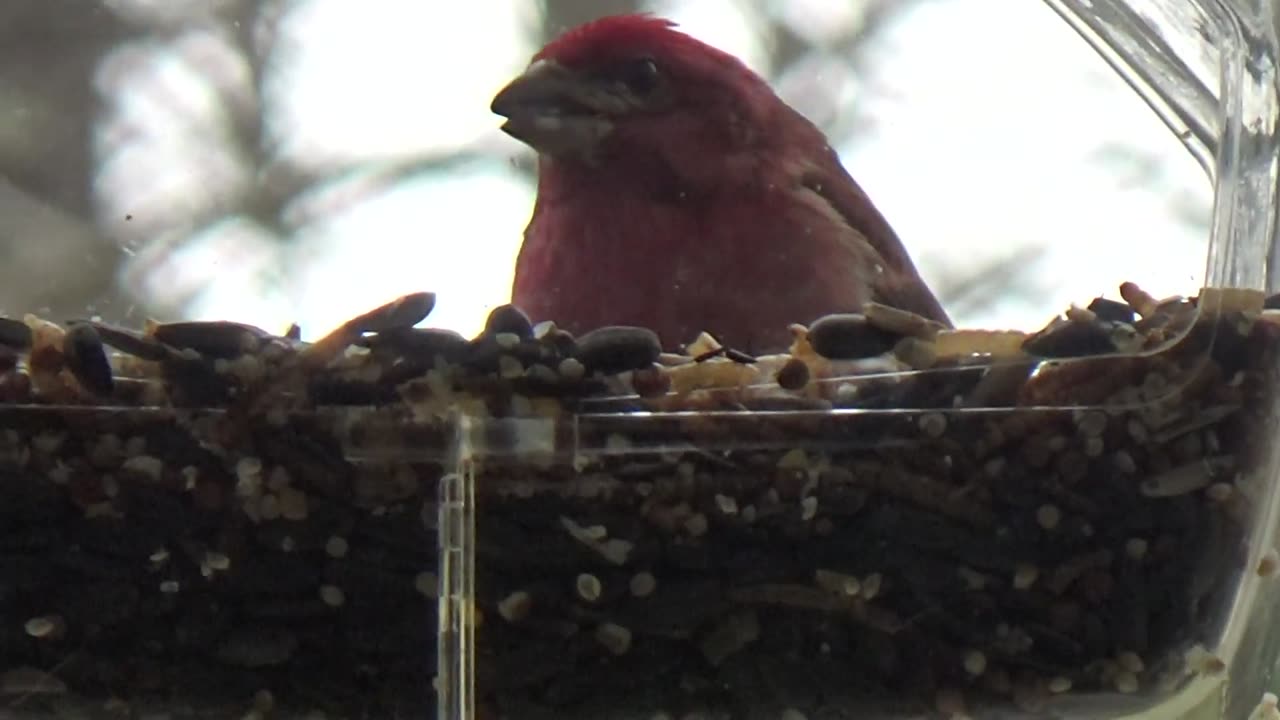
[534,15,681,64]
[492,14,949,352]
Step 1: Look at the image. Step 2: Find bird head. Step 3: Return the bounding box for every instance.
[491,14,777,173]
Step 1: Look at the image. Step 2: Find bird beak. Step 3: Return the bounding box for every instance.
[491,60,614,159]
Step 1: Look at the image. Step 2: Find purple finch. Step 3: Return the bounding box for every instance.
[493,14,949,352]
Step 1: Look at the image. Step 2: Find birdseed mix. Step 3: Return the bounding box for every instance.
[0,283,1276,719]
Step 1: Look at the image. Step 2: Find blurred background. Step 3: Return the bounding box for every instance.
[0,0,1211,340]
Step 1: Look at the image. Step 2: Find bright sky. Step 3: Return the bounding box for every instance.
[93,0,1211,340]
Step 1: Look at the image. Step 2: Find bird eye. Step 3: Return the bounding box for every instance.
[616,57,660,95]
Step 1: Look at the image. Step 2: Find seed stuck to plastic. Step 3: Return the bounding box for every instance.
[497,591,533,623]
[278,487,309,520]
[1112,450,1137,474]
[962,650,987,677]
[235,456,263,490]
[599,538,634,565]
[497,355,523,379]
[861,573,883,601]
[699,610,760,666]
[594,622,632,656]
[1125,538,1149,560]
[577,524,606,541]
[1258,549,1280,577]
[1251,692,1280,720]
[1140,457,1231,497]
[1113,671,1139,694]
[814,569,860,597]
[683,512,709,537]
[1036,504,1061,530]
[1047,676,1072,694]
[319,585,345,607]
[24,616,60,638]
[714,493,738,515]
[258,494,281,521]
[957,567,986,590]
[934,687,966,717]
[1013,564,1039,590]
[776,448,808,470]
[557,357,585,379]
[1116,651,1145,674]
[576,573,603,602]
[249,689,275,715]
[122,454,164,481]
[1185,645,1227,676]
[325,536,349,559]
[1206,482,1235,502]
[918,412,947,438]
[629,571,657,598]
[1075,410,1108,437]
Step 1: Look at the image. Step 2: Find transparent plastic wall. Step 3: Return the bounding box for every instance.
[2,2,1280,720]
[444,1,1280,719]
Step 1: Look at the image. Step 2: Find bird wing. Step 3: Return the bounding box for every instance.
[795,156,952,327]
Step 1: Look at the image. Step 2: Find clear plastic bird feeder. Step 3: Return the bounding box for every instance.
[1,2,1279,720]
[441,2,1280,719]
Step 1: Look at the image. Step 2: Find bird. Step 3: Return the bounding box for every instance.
[491,13,949,353]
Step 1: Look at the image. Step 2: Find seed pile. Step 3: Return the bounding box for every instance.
[0,284,1275,719]
[470,285,1280,719]
[0,295,464,719]
[0,294,688,718]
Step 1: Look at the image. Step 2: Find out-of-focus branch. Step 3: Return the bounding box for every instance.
[0,0,131,320]
[226,0,293,241]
